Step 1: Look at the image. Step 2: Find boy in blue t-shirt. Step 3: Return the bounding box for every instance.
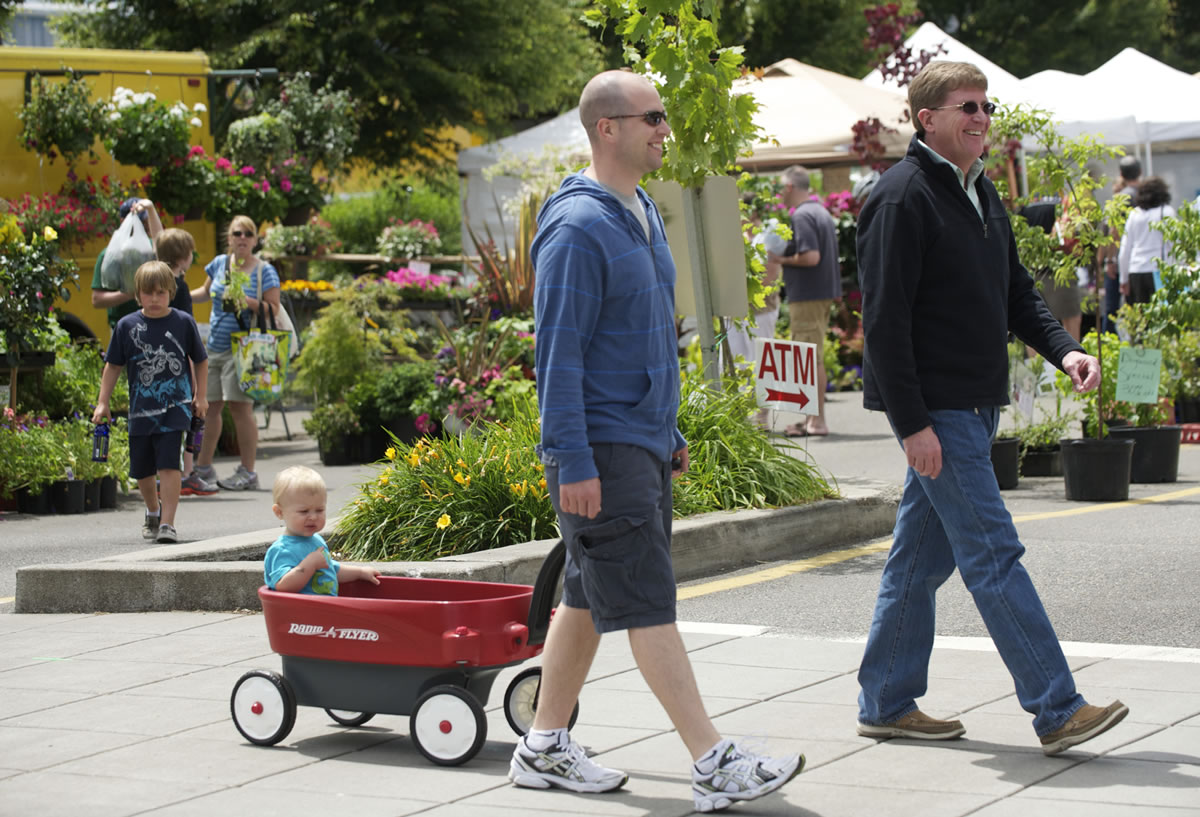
[264,466,380,595]
[93,261,209,543]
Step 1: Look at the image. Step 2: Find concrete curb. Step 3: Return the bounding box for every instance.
[14,479,899,613]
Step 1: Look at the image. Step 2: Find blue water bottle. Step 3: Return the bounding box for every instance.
[92,422,110,462]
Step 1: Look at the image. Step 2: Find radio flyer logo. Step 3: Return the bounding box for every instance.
[287,623,379,641]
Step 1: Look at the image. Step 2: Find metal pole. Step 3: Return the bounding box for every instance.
[681,186,720,386]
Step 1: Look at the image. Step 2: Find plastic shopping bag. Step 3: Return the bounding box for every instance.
[100,212,155,293]
[269,301,300,359]
[230,329,291,403]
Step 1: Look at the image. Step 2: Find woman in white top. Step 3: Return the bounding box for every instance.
[1118,176,1175,305]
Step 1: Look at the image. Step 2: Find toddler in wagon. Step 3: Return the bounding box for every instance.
[265,466,380,595]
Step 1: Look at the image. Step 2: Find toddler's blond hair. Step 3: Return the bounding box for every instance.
[273,466,327,505]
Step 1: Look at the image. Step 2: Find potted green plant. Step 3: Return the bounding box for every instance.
[261,215,342,259]
[377,360,439,444]
[1,215,80,404]
[303,402,362,466]
[18,71,109,167]
[265,72,360,177]
[226,112,296,175]
[103,86,205,169]
[146,146,217,223]
[377,218,442,262]
[1172,330,1200,423]
[991,104,1134,501]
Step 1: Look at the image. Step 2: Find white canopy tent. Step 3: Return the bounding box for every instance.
[862,21,1026,104]
[734,59,913,171]
[1015,48,1200,200]
[457,109,589,255]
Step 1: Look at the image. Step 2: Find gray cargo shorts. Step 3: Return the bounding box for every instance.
[545,443,677,634]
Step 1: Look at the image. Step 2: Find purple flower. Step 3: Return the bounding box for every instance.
[239,165,255,176]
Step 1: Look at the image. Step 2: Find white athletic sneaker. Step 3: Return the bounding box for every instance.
[508,732,628,793]
[692,738,804,813]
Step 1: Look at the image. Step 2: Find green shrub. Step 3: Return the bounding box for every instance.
[290,300,383,405]
[672,368,836,516]
[334,371,837,562]
[334,397,554,561]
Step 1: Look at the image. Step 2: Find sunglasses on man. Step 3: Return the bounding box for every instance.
[602,110,668,127]
[931,100,997,116]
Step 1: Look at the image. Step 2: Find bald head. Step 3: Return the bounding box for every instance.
[579,70,655,144]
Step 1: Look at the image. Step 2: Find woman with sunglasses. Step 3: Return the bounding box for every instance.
[189,215,281,491]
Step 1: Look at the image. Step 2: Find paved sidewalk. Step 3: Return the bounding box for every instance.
[0,610,1198,816]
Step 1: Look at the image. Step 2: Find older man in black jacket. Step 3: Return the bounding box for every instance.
[855,60,1128,757]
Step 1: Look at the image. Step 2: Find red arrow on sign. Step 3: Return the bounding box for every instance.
[765,388,810,409]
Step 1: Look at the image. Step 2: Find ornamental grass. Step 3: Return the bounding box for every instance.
[333,374,835,562]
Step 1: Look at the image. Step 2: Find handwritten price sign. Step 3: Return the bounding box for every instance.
[1115,347,1162,404]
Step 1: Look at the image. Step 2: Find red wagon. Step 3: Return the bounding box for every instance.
[230,543,575,766]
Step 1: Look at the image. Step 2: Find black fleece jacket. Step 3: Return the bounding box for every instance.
[857,136,1083,439]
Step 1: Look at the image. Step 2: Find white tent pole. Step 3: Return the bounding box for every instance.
[1144,141,1154,175]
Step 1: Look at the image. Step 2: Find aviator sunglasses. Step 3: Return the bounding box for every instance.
[931,100,997,116]
[603,110,668,127]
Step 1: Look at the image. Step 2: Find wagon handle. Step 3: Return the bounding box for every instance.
[525,539,566,646]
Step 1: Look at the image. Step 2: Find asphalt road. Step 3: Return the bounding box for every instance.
[4,395,1199,654]
[678,394,1200,650]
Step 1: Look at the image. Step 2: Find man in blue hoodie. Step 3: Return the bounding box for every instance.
[508,69,802,813]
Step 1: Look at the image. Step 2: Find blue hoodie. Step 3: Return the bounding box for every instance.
[532,172,686,484]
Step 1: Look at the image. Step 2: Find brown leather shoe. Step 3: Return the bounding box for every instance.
[857,710,965,740]
[1040,700,1129,756]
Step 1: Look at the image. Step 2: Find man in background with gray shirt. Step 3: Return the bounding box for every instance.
[777,165,840,437]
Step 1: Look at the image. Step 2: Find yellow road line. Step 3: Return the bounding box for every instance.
[679,485,1200,601]
[0,596,13,604]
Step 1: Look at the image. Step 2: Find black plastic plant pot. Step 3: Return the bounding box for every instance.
[1106,425,1182,484]
[1020,445,1063,477]
[84,479,102,512]
[16,487,53,515]
[50,479,86,515]
[1062,437,1134,502]
[99,476,119,509]
[990,437,1019,490]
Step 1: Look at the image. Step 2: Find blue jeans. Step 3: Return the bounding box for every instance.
[857,407,1085,736]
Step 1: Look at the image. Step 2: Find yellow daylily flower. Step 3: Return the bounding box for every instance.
[407,450,421,468]
[456,458,468,469]
[43,226,58,241]
[436,513,451,529]
[538,477,547,489]
[378,473,390,486]
[385,447,396,460]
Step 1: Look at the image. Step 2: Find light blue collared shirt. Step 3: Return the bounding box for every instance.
[916,138,986,223]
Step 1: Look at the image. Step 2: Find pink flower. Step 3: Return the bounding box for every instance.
[280,178,293,193]
[260,179,271,192]
[188,145,206,157]
[239,165,255,176]
[215,157,232,171]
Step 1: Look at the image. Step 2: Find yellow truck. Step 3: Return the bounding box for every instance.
[0,46,218,346]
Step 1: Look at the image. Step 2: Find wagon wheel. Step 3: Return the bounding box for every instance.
[231,670,296,746]
[503,667,579,736]
[325,709,375,727]
[409,684,487,766]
